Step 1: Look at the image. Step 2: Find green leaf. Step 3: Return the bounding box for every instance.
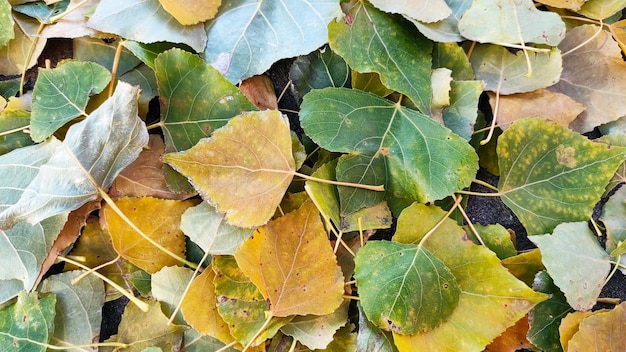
[40,270,105,351]
[600,186,626,256]
[0,215,67,304]
[180,202,254,256]
[0,0,13,48]
[464,223,517,260]
[442,80,483,141]
[498,118,626,235]
[0,82,148,229]
[151,266,194,325]
[354,241,461,334]
[458,0,565,45]
[470,44,562,94]
[529,222,611,311]
[329,1,433,113]
[356,303,398,352]
[0,79,20,99]
[290,46,351,101]
[155,48,256,153]
[12,0,68,24]
[336,153,386,214]
[73,37,142,76]
[280,300,349,350]
[87,0,206,52]
[527,271,573,352]
[407,0,471,42]
[31,60,111,142]
[183,329,239,352]
[0,109,33,155]
[300,88,478,204]
[392,203,547,351]
[124,41,187,71]
[204,0,341,83]
[0,291,56,352]
[369,0,451,23]
[577,0,626,19]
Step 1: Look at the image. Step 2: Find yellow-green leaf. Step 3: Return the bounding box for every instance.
[164,110,295,228]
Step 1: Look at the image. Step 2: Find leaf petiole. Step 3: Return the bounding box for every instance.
[0,333,128,350]
[0,125,30,137]
[242,313,274,352]
[295,171,384,191]
[417,194,463,249]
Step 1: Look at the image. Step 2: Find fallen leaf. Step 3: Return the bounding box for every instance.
[328,1,433,113]
[610,19,626,55]
[487,89,585,130]
[567,302,626,351]
[0,0,13,47]
[280,300,349,350]
[498,118,626,235]
[235,201,345,317]
[0,109,32,155]
[239,75,278,110]
[356,302,398,352]
[530,222,611,311]
[164,110,295,228]
[408,0,472,42]
[501,249,544,287]
[204,0,341,83]
[558,310,599,351]
[535,0,585,10]
[600,186,626,261]
[485,315,534,352]
[159,0,221,25]
[111,135,195,200]
[290,46,350,100]
[39,0,98,38]
[0,13,46,75]
[181,266,234,345]
[151,266,194,324]
[442,80,483,141]
[0,291,56,351]
[576,0,626,19]
[103,196,194,274]
[370,0,451,23]
[549,25,626,133]
[458,0,565,45]
[464,223,517,260]
[183,329,239,352]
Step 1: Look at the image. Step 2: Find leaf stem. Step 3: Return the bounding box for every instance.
[472,179,499,192]
[0,125,30,137]
[49,0,91,23]
[99,189,198,269]
[596,297,622,305]
[492,42,552,53]
[605,255,621,286]
[561,20,604,56]
[417,194,463,249]
[215,341,237,352]
[295,171,384,191]
[480,81,501,145]
[456,190,502,197]
[108,41,126,97]
[0,333,128,350]
[167,249,210,325]
[454,194,486,247]
[146,122,164,130]
[57,255,150,312]
[19,22,46,96]
[71,254,121,285]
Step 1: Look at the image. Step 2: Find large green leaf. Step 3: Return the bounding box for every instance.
[354,241,460,334]
[30,60,111,142]
[204,0,341,83]
[458,0,565,45]
[0,82,148,229]
[0,0,13,48]
[0,215,67,304]
[328,2,433,113]
[529,222,611,311]
[392,203,547,351]
[155,48,256,153]
[300,88,478,204]
[40,270,105,351]
[0,291,56,352]
[498,118,626,236]
[87,0,206,52]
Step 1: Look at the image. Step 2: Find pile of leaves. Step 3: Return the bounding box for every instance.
[2,0,626,351]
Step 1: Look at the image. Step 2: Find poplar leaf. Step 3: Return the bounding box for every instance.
[498,118,626,235]
[408,0,472,42]
[0,0,13,48]
[151,266,194,324]
[576,0,626,19]
[529,222,611,311]
[280,300,349,350]
[0,291,56,352]
[369,0,451,23]
[235,201,345,317]
[164,110,295,228]
[568,301,626,350]
[159,0,221,25]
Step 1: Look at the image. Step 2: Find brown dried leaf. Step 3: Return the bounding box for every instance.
[485,315,534,352]
[239,75,278,110]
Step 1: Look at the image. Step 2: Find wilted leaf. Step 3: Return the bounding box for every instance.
[40,270,105,351]
[498,118,626,235]
[180,266,234,345]
[113,299,186,352]
[300,88,478,204]
[487,89,585,130]
[0,13,46,75]
[568,301,626,351]
[0,215,66,304]
[281,300,349,350]
[576,0,626,19]
[549,25,626,133]
[0,291,56,352]
[0,82,148,229]
[103,196,194,274]
[290,47,350,101]
[204,0,341,83]
[370,0,451,23]
[151,266,194,324]
[527,270,573,352]
[159,0,220,25]
[328,1,433,113]
[180,202,253,256]
[87,0,206,52]
[111,135,194,200]
[155,48,257,153]
[0,0,13,48]
[164,110,295,228]
[354,240,460,334]
[485,315,533,352]
[470,44,562,94]
[239,75,277,110]
[458,0,565,45]
[392,203,547,351]
[30,60,111,142]
[356,302,397,352]
[235,201,345,317]
[530,222,611,311]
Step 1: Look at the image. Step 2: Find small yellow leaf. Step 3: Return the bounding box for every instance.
[558,310,600,351]
[159,0,221,25]
[103,196,194,273]
[235,201,345,317]
[164,110,296,228]
[180,266,234,345]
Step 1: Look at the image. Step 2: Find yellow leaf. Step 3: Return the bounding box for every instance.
[180,266,234,345]
[164,110,296,228]
[103,196,194,273]
[567,302,626,351]
[235,201,344,317]
[159,0,221,25]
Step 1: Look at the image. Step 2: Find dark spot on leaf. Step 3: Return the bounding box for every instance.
[443,283,449,289]
[217,296,229,303]
[345,13,353,25]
